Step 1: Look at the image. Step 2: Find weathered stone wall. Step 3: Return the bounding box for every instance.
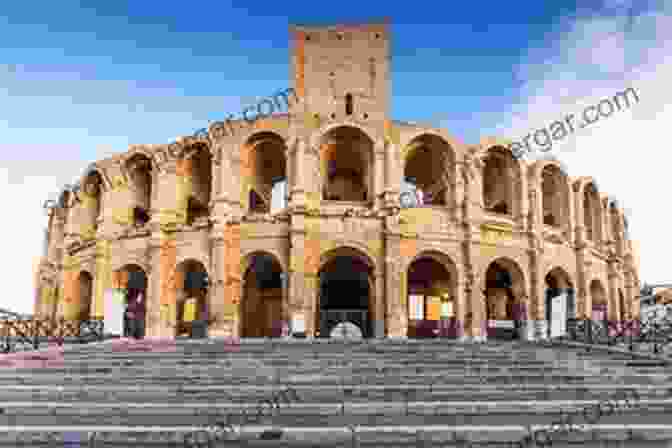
[34,22,640,341]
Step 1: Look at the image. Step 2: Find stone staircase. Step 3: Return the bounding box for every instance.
[1,338,672,446]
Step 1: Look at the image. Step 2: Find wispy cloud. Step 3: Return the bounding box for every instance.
[472,0,671,283]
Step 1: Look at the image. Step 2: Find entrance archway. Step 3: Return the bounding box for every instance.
[241,252,284,338]
[545,267,575,338]
[406,254,457,338]
[317,249,373,338]
[484,259,526,339]
[77,271,93,321]
[175,259,209,337]
[590,279,608,331]
[115,264,148,338]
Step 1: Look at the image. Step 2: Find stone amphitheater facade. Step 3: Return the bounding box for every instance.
[34,22,641,341]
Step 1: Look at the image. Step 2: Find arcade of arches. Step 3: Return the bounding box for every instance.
[36,23,640,341]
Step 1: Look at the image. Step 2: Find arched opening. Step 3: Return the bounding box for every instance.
[541,165,570,228]
[590,279,608,330]
[544,268,575,338]
[402,134,454,207]
[81,171,103,235]
[244,132,288,213]
[241,252,284,338]
[77,271,93,321]
[125,154,152,227]
[318,249,373,338]
[583,183,602,244]
[484,259,526,339]
[320,126,373,203]
[345,93,353,116]
[406,254,457,338]
[175,259,209,338]
[115,264,148,338]
[483,147,519,216]
[181,144,212,225]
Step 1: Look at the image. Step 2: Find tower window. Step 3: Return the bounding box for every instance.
[345,93,353,116]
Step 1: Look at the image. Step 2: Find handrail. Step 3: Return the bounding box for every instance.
[561,316,671,358]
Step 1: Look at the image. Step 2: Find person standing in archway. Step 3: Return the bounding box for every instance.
[126,289,145,340]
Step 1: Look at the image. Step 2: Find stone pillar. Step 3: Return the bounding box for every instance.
[607,266,620,332]
[157,234,178,338]
[385,256,405,338]
[374,141,385,209]
[146,239,161,337]
[285,146,294,205]
[92,239,112,319]
[292,138,307,206]
[207,232,228,337]
[466,279,487,343]
[454,278,467,341]
[374,272,385,337]
[223,223,241,338]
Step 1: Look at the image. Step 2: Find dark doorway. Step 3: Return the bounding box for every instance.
[318,256,371,338]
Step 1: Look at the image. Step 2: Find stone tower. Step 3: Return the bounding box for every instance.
[290,22,390,124]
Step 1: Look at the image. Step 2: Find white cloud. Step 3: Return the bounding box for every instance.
[487,0,671,285]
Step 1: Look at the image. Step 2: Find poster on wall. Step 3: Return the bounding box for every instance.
[426,296,441,321]
[104,288,124,336]
[292,312,305,335]
[550,293,567,338]
[408,295,424,320]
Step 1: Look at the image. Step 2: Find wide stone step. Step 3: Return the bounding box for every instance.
[0,383,665,403]
[0,373,634,387]
[0,398,668,429]
[1,424,672,447]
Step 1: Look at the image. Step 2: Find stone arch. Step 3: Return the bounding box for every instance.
[177,143,212,225]
[174,258,210,336]
[309,121,378,151]
[237,117,291,145]
[406,250,459,338]
[113,263,149,337]
[401,133,457,207]
[316,125,375,202]
[589,279,608,322]
[317,245,377,338]
[319,243,376,272]
[80,170,104,234]
[481,145,523,218]
[535,161,572,231]
[77,270,94,321]
[544,267,576,335]
[574,177,603,245]
[241,131,288,213]
[481,257,527,339]
[241,251,285,337]
[124,153,153,226]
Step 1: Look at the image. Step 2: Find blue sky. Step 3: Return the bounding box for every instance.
[1,0,669,314]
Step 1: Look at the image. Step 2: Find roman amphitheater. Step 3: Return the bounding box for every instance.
[34,22,640,342]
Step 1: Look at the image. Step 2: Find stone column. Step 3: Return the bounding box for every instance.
[466,278,487,343]
[374,141,385,209]
[374,272,385,337]
[288,224,308,337]
[454,277,467,341]
[607,266,620,332]
[285,146,294,205]
[208,230,228,337]
[157,234,178,338]
[292,138,307,207]
[383,140,400,208]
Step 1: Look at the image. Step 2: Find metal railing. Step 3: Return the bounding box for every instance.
[0,317,104,353]
[561,316,672,357]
